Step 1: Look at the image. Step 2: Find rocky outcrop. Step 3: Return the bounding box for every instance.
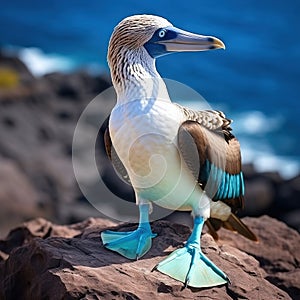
[216,215,300,299]
[0,51,113,238]
[242,165,300,232]
[0,216,298,299]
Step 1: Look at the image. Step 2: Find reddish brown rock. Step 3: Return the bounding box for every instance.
[0,216,297,299]
[217,215,300,299]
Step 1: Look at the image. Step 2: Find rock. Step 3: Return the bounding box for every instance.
[0,216,296,299]
[242,163,300,232]
[0,53,114,235]
[217,215,300,299]
[0,50,38,101]
[43,71,111,99]
[0,50,34,84]
[242,163,257,178]
[244,178,274,214]
[277,175,300,211]
[282,209,300,232]
[0,158,42,238]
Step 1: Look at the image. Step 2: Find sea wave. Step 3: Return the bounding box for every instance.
[19,47,77,76]
[241,143,299,179]
[233,110,284,135]
[3,46,77,76]
[234,111,299,178]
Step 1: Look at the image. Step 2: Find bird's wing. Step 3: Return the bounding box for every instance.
[177,104,243,208]
[177,104,257,241]
[96,115,135,202]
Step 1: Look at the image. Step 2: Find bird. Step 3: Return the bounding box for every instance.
[100,14,257,288]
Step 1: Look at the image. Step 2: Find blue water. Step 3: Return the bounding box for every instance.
[1,0,299,177]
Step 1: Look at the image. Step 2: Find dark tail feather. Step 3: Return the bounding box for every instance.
[205,219,220,241]
[224,213,258,242]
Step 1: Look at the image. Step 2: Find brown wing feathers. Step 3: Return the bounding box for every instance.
[178,120,243,204]
[178,108,258,241]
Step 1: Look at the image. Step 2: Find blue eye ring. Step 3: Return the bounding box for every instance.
[158,29,166,38]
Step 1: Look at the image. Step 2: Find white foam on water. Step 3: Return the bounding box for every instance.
[233,110,284,135]
[18,47,76,76]
[241,142,299,179]
[233,110,299,179]
[3,46,77,76]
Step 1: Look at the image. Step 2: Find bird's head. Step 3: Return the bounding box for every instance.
[107,15,225,99]
[108,14,225,64]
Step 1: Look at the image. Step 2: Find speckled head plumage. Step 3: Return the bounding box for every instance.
[107,15,172,89]
[108,15,172,55]
[107,14,225,97]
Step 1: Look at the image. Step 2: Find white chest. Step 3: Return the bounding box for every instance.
[109,99,184,189]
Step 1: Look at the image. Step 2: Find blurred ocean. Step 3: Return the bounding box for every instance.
[1,0,299,178]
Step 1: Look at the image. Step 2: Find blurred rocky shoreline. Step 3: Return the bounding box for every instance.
[0,50,299,239]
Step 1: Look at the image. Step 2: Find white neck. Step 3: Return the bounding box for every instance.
[109,47,170,105]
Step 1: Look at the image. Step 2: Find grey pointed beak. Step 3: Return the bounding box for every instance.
[156,27,225,52]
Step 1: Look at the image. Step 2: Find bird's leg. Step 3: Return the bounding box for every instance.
[101,203,157,259]
[154,216,229,288]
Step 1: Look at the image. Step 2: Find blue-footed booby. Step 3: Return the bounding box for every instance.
[100,14,257,288]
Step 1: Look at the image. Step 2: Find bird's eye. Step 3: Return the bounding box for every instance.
[158,29,166,38]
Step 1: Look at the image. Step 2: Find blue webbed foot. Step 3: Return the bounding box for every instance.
[101,225,156,259]
[154,216,229,288]
[101,204,157,259]
[155,243,228,287]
